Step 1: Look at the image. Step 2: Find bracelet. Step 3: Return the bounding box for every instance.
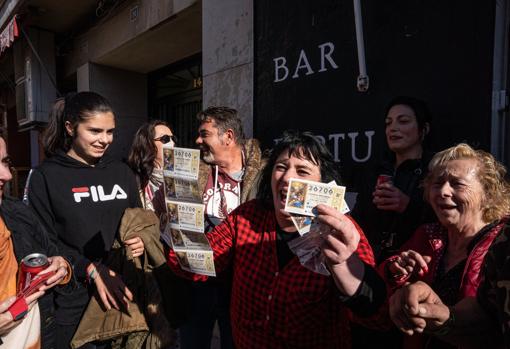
[426,306,455,336]
[86,266,98,284]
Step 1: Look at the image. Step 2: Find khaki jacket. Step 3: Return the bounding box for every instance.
[71,208,178,349]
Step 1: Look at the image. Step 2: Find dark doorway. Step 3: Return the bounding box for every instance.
[149,54,202,148]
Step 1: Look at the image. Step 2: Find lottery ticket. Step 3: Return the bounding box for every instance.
[173,249,216,277]
[285,178,346,216]
[167,200,205,233]
[163,146,200,180]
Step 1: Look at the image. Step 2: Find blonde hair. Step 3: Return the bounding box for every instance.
[424,143,510,223]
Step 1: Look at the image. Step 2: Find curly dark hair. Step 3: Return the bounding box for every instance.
[128,120,172,189]
[257,130,341,207]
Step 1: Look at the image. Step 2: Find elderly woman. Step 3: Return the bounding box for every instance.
[381,143,510,348]
[166,130,387,349]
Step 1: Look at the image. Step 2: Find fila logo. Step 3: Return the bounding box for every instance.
[72,185,128,203]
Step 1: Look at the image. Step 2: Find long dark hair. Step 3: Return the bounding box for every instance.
[128,119,172,189]
[43,92,114,157]
[257,130,341,206]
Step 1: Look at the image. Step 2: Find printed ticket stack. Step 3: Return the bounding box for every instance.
[162,145,216,276]
[285,179,349,275]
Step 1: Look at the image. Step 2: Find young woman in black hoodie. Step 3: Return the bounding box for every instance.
[28,92,144,349]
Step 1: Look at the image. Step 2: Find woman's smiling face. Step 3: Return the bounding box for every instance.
[271,148,322,230]
[385,104,423,156]
[428,158,485,231]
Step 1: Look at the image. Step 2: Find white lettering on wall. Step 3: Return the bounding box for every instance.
[292,50,314,78]
[313,135,326,144]
[274,57,289,82]
[318,42,338,72]
[273,42,339,83]
[329,133,346,162]
[348,131,374,162]
[273,130,374,163]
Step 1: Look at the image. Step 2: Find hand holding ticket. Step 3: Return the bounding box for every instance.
[284,178,346,217]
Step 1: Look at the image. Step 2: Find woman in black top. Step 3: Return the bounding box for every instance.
[351,96,434,263]
[350,96,435,349]
[28,92,144,349]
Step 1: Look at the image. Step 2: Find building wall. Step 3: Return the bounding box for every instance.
[77,62,147,160]
[65,0,199,76]
[202,0,254,137]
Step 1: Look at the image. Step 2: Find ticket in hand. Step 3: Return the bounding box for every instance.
[285,178,346,217]
[164,176,201,202]
[290,214,313,235]
[163,146,200,180]
[173,249,216,277]
[167,200,205,233]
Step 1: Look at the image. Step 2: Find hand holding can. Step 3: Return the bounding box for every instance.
[373,175,410,213]
[374,174,393,200]
[376,174,393,187]
[18,253,49,293]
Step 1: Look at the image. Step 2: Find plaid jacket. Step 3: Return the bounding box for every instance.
[167,199,378,349]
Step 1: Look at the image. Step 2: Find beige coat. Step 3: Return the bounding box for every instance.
[71,208,178,349]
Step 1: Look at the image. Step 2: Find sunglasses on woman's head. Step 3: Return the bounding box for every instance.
[154,134,177,144]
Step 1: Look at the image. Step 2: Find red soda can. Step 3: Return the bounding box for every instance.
[18,253,49,293]
[376,174,392,187]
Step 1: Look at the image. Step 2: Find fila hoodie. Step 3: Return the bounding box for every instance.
[28,151,140,278]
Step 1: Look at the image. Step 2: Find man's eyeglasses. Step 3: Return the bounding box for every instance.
[154,134,177,144]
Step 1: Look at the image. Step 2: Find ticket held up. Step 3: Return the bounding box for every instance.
[285,178,346,217]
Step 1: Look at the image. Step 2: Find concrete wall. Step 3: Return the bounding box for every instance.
[66,0,199,76]
[202,0,254,137]
[77,62,147,160]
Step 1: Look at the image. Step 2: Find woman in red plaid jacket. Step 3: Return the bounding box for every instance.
[167,130,388,349]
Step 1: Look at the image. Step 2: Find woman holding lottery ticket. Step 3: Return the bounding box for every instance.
[166,130,387,349]
[351,96,435,263]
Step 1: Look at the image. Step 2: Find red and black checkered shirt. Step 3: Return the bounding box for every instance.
[167,199,377,349]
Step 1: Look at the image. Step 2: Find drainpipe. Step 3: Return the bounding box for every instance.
[353,0,369,92]
[491,0,510,163]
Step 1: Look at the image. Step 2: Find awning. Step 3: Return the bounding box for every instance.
[0,15,18,54]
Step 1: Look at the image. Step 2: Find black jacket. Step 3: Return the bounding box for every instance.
[1,196,59,349]
[27,151,140,325]
[351,154,436,263]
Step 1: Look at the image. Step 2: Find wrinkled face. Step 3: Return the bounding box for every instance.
[385,104,423,155]
[153,124,174,168]
[428,159,485,231]
[196,119,227,164]
[271,149,321,229]
[66,112,115,165]
[0,138,12,199]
